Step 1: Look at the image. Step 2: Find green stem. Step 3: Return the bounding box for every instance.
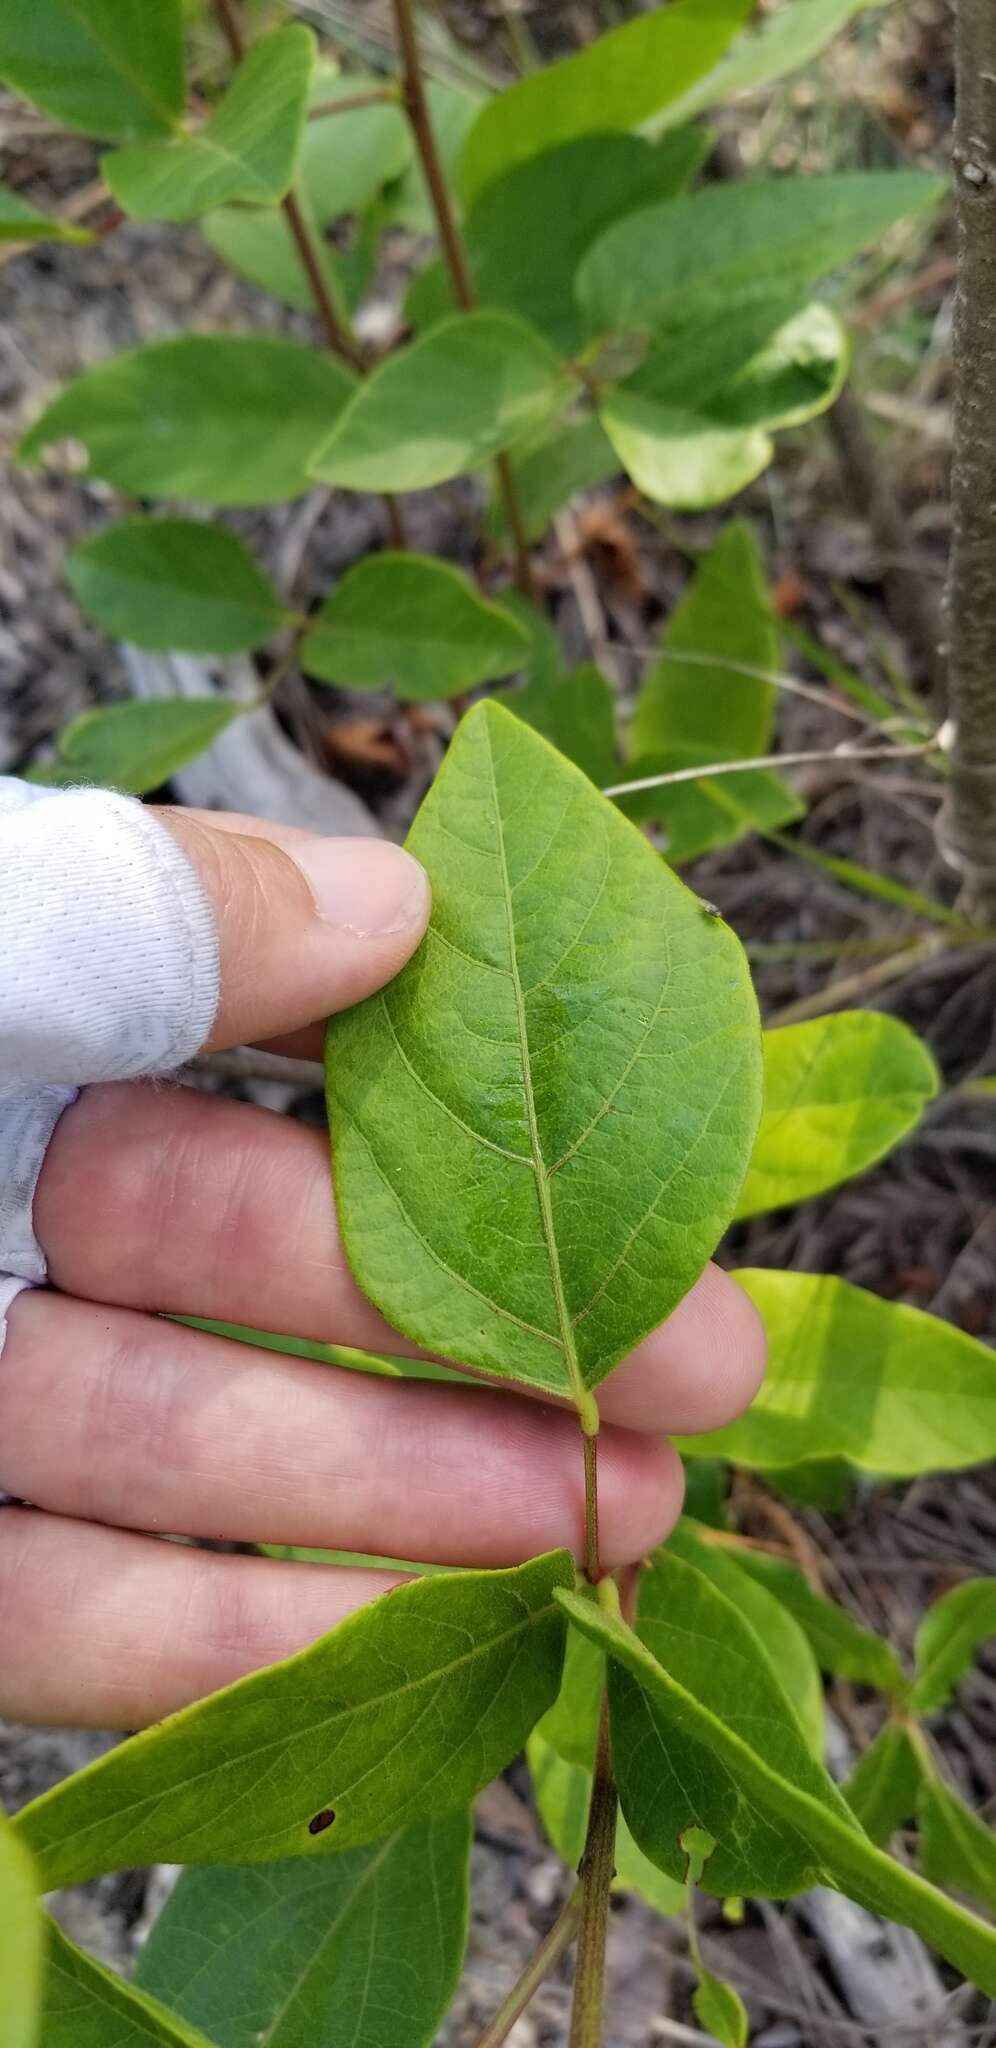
[570,1693,618,2048]
[475,1887,581,2048]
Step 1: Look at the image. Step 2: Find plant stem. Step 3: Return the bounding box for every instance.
[570,1695,618,2048]
[308,86,398,119]
[600,735,939,801]
[389,0,536,599]
[475,1887,581,2048]
[583,1431,601,1585]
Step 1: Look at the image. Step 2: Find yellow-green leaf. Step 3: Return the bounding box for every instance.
[0,1811,41,2048]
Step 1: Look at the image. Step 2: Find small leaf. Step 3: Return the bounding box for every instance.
[325,701,761,1409]
[731,1548,907,1698]
[300,553,529,701]
[667,0,880,127]
[843,1724,923,1846]
[137,1813,471,2048]
[310,312,569,493]
[617,752,802,864]
[0,0,184,143]
[103,26,314,222]
[41,1918,215,2047]
[0,1810,41,2048]
[918,1774,996,1917]
[508,661,618,786]
[669,1522,825,1756]
[67,519,288,653]
[486,414,619,543]
[911,1579,996,1717]
[559,1579,996,1994]
[458,0,751,205]
[681,1271,996,1477]
[693,1968,748,2048]
[737,1013,940,1220]
[14,1553,572,1888]
[0,185,92,244]
[632,523,776,762]
[20,335,356,505]
[30,700,239,796]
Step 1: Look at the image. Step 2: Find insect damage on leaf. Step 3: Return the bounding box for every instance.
[308,1809,336,1835]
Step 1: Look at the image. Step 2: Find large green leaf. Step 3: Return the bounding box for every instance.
[633,523,776,761]
[843,1724,923,1846]
[14,1553,572,1888]
[731,1548,907,1698]
[103,27,313,222]
[918,1774,996,1917]
[911,1580,996,1717]
[669,1523,824,1755]
[0,185,91,244]
[300,553,528,700]
[0,1811,40,2048]
[310,313,569,493]
[666,0,879,126]
[20,336,356,505]
[560,1577,996,1992]
[67,519,288,654]
[458,0,751,205]
[0,0,183,143]
[325,701,761,1412]
[578,172,943,339]
[41,1920,215,2048]
[508,661,618,786]
[737,1013,940,1219]
[680,1271,996,1476]
[29,699,239,796]
[137,1814,470,2048]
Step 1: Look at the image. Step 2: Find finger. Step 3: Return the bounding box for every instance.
[1,1293,680,1570]
[0,1508,402,1728]
[35,1084,765,1435]
[155,807,430,1050]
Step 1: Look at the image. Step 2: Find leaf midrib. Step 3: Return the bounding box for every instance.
[63,0,180,134]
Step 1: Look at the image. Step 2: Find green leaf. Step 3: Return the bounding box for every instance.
[458,0,751,205]
[617,752,802,864]
[693,1968,748,2048]
[486,414,619,543]
[0,0,183,143]
[578,172,943,340]
[67,519,288,653]
[41,1918,215,2048]
[731,1549,907,1698]
[310,313,569,494]
[136,1814,471,2048]
[301,69,410,218]
[709,302,849,431]
[737,1012,940,1220]
[918,1774,996,1916]
[842,1725,923,1846]
[598,392,772,510]
[666,0,879,126]
[0,185,92,244]
[680,1271,996,1477]
[507,662,618,786]
[633,523,777,761]
[462,131,709,353]
[325,701,761,1411]
[529,1728,686,1916]
[202,195,365,317]
[103,26,314,222]
[911,1579,996,1717]
[14,1553,572,1888]
[29,699,239,796]
[0,1810,41,2048]
[20,335,356,505]
[386,78,483,234]
[559,1578,996,1993]
[765,1458,853,1511]
[300,553,529,701]
[669,1523,824,1756]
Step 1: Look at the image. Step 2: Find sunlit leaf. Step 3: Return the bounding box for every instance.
[300,553,528,700]
[0,0,184,143]
[693,1966,748,2048]
[911,1579,996,1718]
[28,699,239,796]
[67,519,288,653]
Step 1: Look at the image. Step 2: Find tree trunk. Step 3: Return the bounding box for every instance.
[947,0,996,918]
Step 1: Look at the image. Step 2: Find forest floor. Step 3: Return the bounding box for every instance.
[2,2,996,2042]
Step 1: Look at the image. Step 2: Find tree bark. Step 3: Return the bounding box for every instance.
[946,0,996,917]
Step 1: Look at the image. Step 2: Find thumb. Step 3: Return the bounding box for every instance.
[159,808,430,1052]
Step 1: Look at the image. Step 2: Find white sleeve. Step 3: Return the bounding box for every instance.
[0,776,220,1354]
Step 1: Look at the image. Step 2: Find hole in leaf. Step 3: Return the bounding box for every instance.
[308,1807,336,1835]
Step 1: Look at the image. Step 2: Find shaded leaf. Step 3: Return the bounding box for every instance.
[29,700,239,796]
[560,1580,996,1992]
[693,1968,748,2048]
[301,69,410,218]
[103,27,314,222]
[20,335,356,505]
[486,414,619,543]
[508,661,618,786]
[387,78,483,232]
[0,1810,41,2048]
[737,1013,940,1220]
[300,553,528,701]
[310,312,569,493]
[137,1814,471,2048]
[843,1725,923,1846]
[617,751,802,864]
[681,1271,996,1477]
[911,1579,996,1718]
[0,185,92,244]
[325,701,761,1409]
[668,0,880,126]
[669,1523,824,1756]
[67,519,287,653]
[709,302,849,430]
[732,1549,907,1698]
[14,1553,572,1887]
[529,1728,686,1916]
[632,523,776,762]
[458,0,751,205]
[918,1774,996,1917]
[0,0,183,143]
[202,195,368,318]
[41,1919,214,2047]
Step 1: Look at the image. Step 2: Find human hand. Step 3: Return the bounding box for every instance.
[0,808,764,1730]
